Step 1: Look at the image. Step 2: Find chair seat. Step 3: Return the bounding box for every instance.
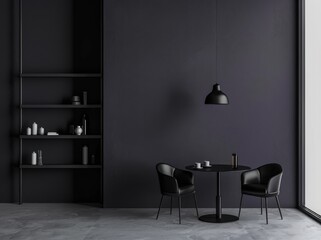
[242,184,267,196]
[178,184,195,195]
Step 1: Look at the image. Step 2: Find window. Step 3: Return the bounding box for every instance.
[300,0,321,222]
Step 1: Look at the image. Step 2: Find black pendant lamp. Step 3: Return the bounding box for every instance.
[205,0,229,105]
[205,83,229,105]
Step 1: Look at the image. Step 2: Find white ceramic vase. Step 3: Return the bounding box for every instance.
[75,126,83,136]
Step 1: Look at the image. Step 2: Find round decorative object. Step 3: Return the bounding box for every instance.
[72,96,81,105]
[39,127,45,135]
[75,126,83,136]
[72,96,80,101]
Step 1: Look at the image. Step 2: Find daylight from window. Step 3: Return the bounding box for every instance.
[304,0,321,216]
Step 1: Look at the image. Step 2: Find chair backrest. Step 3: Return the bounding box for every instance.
[258,163,283,184]
[156,163,178,194]
[156,163,175,177]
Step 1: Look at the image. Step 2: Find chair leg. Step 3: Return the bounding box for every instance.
[193,192,199,218]
[178,196,181,224]
[261,198,263,215]
[156,195,163,220]
[265,197,268,224]
[170,196,172,215]
[275,196,283,220]
[238,194,243,218]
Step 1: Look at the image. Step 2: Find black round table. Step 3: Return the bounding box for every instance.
[186,164,250,223]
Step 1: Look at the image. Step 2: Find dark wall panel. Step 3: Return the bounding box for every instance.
[104,0,297,207]
[0,0,297,207]
[0,0,17,202]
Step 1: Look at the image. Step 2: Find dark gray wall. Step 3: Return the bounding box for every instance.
[0,0,297,207]
[104,0,297,207]
[0,0,17,202]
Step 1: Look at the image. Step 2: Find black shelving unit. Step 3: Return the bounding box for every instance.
[21,105,102,109]
[20,165,102,169]
[20,73,102,78]
[20,135,102,139]
[18,0,104,206]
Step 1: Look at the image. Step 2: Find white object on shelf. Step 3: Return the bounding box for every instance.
[47,132,59,136]
[75,126,83,136]
[39,127,45,135]
[32,122,38,135]
[31,152,37,165]
[26,127,31,135]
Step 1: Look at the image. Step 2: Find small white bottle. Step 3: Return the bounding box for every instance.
[26,127,31,135]
[39,127,45,135]
[32,122,38,135]
[31,152,37,165]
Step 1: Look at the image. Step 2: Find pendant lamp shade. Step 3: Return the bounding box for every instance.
[205,83,229,105]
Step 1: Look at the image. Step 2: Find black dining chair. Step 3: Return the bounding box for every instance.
[156,163,199,224]
[238,163,283,224]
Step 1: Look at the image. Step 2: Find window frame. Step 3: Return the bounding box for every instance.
[298,0,321,224]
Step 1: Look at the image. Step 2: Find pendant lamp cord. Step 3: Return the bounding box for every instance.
[215,0,218,83]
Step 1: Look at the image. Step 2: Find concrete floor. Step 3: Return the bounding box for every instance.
[0,204,320,240]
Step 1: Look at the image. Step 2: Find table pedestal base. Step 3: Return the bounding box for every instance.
[199,214,239,223]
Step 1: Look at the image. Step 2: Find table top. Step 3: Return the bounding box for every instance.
[185,164,250,172]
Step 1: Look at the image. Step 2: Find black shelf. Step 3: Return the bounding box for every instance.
[20,73,101,78]
[20,104,101,109]
[18,0,104,206]
[20,164,101,169]
[20,135,101,139]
